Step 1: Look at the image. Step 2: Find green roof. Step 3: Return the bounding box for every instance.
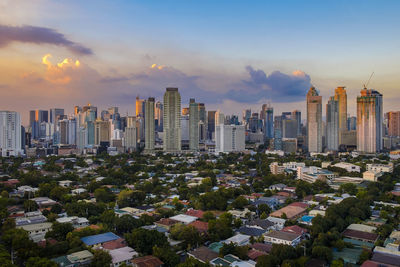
[209,242,223,253]
[332,248,363,264]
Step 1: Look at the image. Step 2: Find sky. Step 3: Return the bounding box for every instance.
[1,0,400,125]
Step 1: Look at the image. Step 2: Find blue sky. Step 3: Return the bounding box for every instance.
[0,0,399,122]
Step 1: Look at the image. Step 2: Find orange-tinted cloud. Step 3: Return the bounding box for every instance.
[42,54,80,84]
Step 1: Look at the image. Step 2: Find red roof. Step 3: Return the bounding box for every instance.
[189,220,208,233]
[247,249,267,260]
[131,255,163,267]
[102,238,126,250]
[288,202,308,209]
[185,209,204,218]
[155,218,179,226]
[282,225,308,235]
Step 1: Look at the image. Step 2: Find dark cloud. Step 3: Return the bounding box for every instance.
[0,24,93,55]
[226,66,312,103]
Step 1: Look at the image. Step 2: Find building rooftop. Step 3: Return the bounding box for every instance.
[80,232,120,246]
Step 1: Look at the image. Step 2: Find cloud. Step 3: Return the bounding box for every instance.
[42,54,81,84]
[226,66,312,103]
[0,24,93,55]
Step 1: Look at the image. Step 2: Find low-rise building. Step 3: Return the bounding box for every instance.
[367,163,394,173]
[264,231,301,246]
[52,250,93,267]
[17,222,52,242]
[56,216,89,228]
[109,246,138,267]
[363,171,383,182]
[333,162,361,173]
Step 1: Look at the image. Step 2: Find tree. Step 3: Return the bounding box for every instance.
[202,211,215,222]
[125,228,168,255]
[256,255,279,267]
[339,183,357,195]
[231,196,248,209]
[94,188,115,203]
[257,204,271,215]
[153,246,180,267]
[177,257,210,267]
[24,200,38,212]
[115,215,142,234]
[90,249,112,267]
[45,222,74,241]
[170,224,200,249]
[312,246,332,261]
[26,257,57,267]
[99,210,116,230]
[358,249,371,265]
[2,228,38,265]
[49,186,69,201]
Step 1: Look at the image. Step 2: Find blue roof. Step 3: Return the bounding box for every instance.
[80,232,119,246]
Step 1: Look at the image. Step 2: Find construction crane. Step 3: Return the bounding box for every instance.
[363,72,374,89]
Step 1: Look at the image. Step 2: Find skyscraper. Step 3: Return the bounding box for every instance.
[189,99,200,151]
[163,88,181,152]
[357,89,383,153]
[94,120,110,145]
[215,124,245,153]
[306,87,322,153]
[387,111,400,137]
[0,111,22,156]
[198,103,206,142]
[155,101,163,132]
[291,110,301,136]
[135,96,145,118]
[264,106,274,139]
[29,110,48,139]
[334,87,347,145]
[207,111,216,140]
[145,97,155,151]
[326,96,339,151]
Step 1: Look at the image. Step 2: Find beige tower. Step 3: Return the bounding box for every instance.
[145,97,155,151]
[306,87,322,153]
[334,86,347,145]
[163,88,181,152]
[94,120,110,145]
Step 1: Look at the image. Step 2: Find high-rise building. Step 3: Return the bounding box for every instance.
[334,87,347,145]
[50,108,64,124]
[94,120,110,145]
[215,124,245,153]
[347,116,357,131]
[291,110,301,136]
[29,110,48,139]
[198,103,206,142]
[145,97,155,151]
[387,111,400,137]
[357,89,383,153]
[273,115,283,150]
[0,111,22,156]
[135,96,145,118]
[326,96,339,151]
[306,87,322,152]
[264,106,274,140]
[207,111,216,140]
[124,126,137,152]
[282,119,298,138]
[155,101,163,132]
[242,109,251,124]
[189,99,200,151]
[163,88,181,152]
[215,110,225,135]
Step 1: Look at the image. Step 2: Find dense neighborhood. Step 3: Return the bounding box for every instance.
[0,151,399,267]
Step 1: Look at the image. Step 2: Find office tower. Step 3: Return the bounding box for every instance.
[189,99,200,151]
[163,88,181,152]
[242,109,251,124]
[126,116,136,128]
[291,110,301,136]
[207,111,216,140]
[260,104,268,121]
[135,96,145,118]
[282,119,298,138]
[273,115,283,150]
[198,103,206,142]
[124,126,137,152]
[181,115,189,143]
[59,119,68,144]
[326,96,339,151]
[357,89,383,153]
[155,101,163,132]
[29,110,48,139]
[264,106,274,139]
[0,111,22,156]
[94,120,110,145]
[387,111,400,137]
[306,87,322,152]
[334,87,347,145]
[215,124,245,153]
[86,121,95,145]
[68,118,77,145]
[74,106,81,115]
[101,110,110,121]
[145,97,155,151]
[50,108,64,124]
[249,113,260,133]
[215,110,225,128]
[347,116,357,131]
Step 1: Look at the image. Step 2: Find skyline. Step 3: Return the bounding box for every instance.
[1,0,400,123]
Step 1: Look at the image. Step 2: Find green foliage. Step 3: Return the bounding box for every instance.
[24,200,38,212]
[152,246,180,267]
[26,257,57,267]
[124,228,168,255]
[219,243,249,260]
[208,212,233,241]
[177,257,210,267]
[94,188,115,203]
[2,228,38,265]
[170,224,201,250]
[45,222,74,241]
[115,215,142,234]
[312,246,332,261]
[90,249,112,267]
[231,196,249,209]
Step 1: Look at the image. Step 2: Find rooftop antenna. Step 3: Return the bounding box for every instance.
[363,72,374,89]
